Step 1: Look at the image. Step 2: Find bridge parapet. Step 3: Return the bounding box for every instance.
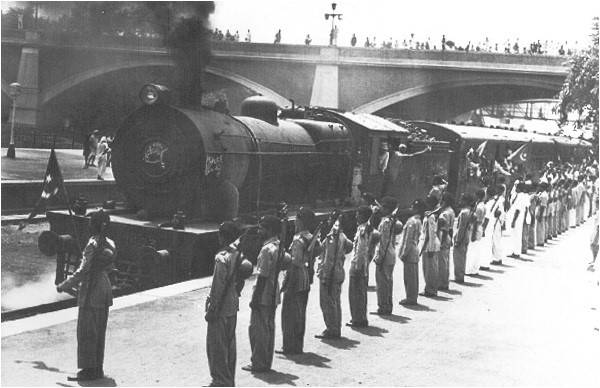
[3,30,567,70]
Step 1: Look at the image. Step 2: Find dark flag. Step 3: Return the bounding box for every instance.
[507,141,532,165]
[19,149,67,230]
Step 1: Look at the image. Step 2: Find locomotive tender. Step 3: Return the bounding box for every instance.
[41,83,590,294]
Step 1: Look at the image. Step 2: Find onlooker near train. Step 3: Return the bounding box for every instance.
[382,144,431,196]
[428,175,446,206]
[348,206,379,327]
[527,183,539,249]
[491,184,507,264]
[521,184,533,256]
[437,193,455,291]
[536,182,548,246]
[315,213,353,338]
[57,210,115,381]
[420,195,441,297]
[465,189,486,275]
[479,185,496,271]
[85,130,100,168]
[399,199,424,305]
[510,183,530,258]
[205,221,244,387]
[281,207,319,353]
[96,137,110,180]
[350,33,357,47]
[244,216,290,372]
[453,194,473,282]
[373,197,402,315]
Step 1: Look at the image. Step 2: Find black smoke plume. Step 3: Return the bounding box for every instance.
[146,2,215,108]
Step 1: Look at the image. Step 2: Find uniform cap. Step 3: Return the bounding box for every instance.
[259,215,281,234]
[89,209,110,231]
[296,207,316,228]
[219,221,241,242]
[357,205,373,220]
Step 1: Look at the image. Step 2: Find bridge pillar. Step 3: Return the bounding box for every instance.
[309,47,339,108]
[13,46,40,128]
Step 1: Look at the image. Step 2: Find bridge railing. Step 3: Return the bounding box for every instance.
[337,46,567,66]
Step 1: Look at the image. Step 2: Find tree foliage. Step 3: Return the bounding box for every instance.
[558,17,599,148]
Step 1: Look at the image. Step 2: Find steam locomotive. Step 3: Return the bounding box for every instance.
[41,83,591,294]
[111,84,449,222]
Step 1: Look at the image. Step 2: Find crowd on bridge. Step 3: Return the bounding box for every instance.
[56,145,599,383]
[208,26,584,57]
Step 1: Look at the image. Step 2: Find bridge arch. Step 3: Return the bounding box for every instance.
[353,76,563,114]
[40,59,290,108]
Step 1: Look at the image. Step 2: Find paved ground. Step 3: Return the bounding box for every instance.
[2,218,599,386]
[1,148,114,181]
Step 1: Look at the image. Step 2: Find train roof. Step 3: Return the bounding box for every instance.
[412,122,592,147]
[329,111,409,134]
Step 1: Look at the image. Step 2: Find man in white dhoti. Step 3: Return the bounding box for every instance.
[466,189,486,275]
[509,183,528,258]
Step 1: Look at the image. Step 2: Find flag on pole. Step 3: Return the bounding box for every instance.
[494,160,512,176]
[475,140,488,158]
[19,149,67,230]
[507,141,532,164]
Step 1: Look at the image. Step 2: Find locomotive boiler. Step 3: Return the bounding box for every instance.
[112,86,352,221]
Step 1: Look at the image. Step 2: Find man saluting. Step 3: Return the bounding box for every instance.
[243,216,291,372]
[205,222,252,387]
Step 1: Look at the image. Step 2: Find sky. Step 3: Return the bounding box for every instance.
[212,0,599,47]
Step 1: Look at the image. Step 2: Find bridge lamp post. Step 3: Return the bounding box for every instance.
[324,3,342,46]
[7,82,22,159]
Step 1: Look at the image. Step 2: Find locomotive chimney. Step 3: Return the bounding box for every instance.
[149,2,215,108]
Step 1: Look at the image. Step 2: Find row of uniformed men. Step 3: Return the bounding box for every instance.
[203,172,597,387]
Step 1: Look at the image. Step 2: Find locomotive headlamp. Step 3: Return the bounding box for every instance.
[139,83,171,105]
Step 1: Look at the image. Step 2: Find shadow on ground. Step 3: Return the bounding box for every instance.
[397,303,436,312]
[277,352,331,368]
[349,324,390,336]
[316,336,360,350]
[466,273,494,281]
[249,369,299,386]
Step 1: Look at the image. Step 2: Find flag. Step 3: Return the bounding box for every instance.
[507,141,532,164]
[475,140,488,158]
[552,139,561,162]
[494,160,512,176]
[19,149,67,230]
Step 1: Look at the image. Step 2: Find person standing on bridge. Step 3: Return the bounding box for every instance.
[351,33,357,47]
[57,210,115,382]
[244,216,290,372]
[274,29,281,44]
